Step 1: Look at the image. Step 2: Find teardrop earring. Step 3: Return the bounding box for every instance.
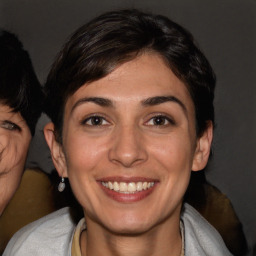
[58,177,66,192]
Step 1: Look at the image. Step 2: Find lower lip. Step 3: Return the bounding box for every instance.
[99,183,157,203]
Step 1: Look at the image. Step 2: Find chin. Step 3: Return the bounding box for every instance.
[100,212,156,236]
[106,222,152,236]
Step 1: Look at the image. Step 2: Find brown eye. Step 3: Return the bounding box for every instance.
[90,117,103,125]
[152,116,167,125]
[83,116,109,126]
[146,115,174,126]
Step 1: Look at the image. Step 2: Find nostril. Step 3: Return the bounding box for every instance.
[109,145,148,167]
[108,127,148,167]
[110,157,145,168]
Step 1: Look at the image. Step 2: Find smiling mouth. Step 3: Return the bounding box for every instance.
[101,181,155,193]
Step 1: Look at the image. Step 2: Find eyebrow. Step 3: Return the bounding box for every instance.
[142,96,187,115]
[71,97,113,113]
[71,95,187,115]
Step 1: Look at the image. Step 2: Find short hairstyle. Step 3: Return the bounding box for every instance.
[0,30,43,135]
[44,9,216,141]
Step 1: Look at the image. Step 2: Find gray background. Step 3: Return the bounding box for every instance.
[0,0,255,254]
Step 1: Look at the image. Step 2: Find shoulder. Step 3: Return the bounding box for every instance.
[181,203,233,256]
[3,207,75,256]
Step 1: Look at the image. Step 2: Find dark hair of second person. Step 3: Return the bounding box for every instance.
[0,30,43,216]
[0,30,43,136]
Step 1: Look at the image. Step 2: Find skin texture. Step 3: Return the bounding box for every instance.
[0,104,31,215]
[45,53,213,256]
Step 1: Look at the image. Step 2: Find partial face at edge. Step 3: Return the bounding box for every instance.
[45,53,212,235]
[0,104,32,215]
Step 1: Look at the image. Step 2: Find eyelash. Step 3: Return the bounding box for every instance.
[0,120,21,131]
[80,114,175,127]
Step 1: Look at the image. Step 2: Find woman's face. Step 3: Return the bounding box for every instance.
[46,53,212,235]
[0,104,31,215]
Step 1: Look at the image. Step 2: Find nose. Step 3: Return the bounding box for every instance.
[108,124,148,168]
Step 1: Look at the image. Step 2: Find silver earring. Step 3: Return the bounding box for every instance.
[58,177,66,192]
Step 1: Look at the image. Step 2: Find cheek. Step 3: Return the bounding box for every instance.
[64,133,109,177]
[149,133,194,193]
[0,134,30,174]
[63,135,107,211]
[148,135,194,208]
[0,143,26,215]
[0,133,8,153]
[0,135,17,172]
[149,133,195,170]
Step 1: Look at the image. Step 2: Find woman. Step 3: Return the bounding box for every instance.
[4,9,232,255]
[0,30,42,215]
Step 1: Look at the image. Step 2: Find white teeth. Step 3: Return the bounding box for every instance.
[137,182,143,191]
[127,182,136,192]
[142,182,148,190]
[101,181,155,193]
[119,182,128,192]
[108,181,113,189]
[102,182,109,188]
[113,181,119,191]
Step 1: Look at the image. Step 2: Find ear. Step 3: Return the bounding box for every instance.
[192,121,213,172]
[44,122,68,178]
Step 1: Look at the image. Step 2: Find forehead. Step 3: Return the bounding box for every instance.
[66,53,194,111]
[0,104,16,116]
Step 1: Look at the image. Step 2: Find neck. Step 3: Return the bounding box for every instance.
[81,216,182,256]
